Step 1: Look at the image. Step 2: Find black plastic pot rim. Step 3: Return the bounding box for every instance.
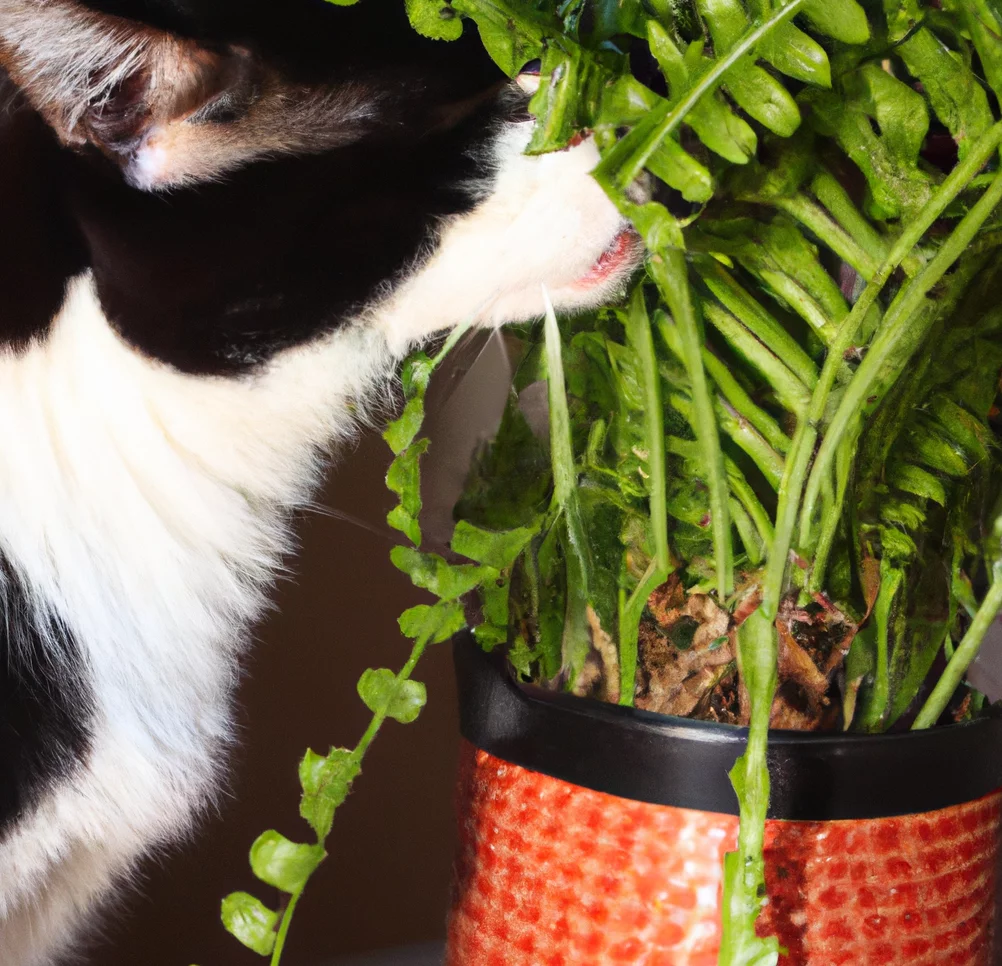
[454,632,1002,821]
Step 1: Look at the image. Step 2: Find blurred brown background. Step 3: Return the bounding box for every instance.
[98,337,512,966]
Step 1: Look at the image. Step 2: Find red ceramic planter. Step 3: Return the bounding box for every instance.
[446,640,1002,966]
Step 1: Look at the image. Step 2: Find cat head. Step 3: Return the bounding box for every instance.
[0,0,502,190]
[0,0,642,373]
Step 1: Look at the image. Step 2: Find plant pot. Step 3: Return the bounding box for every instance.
[446,636,1002,966]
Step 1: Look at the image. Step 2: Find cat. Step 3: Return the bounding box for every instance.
[0,0,642,961]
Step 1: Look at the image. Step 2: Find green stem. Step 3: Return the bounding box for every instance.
[669,390,784,489]
[809,171,903,273]
[805,460,836,558]
[762,122,1002,619]
[856,565,902,732]
[757,269,839,345]
[269,889,303,966]
[714,398,785,488]
[619,291,671,705]
[702,353,791,457]
[800,167,1002,537]
[621,558,667,699]
[776,194,880,281]
[807,419,860,592]
[431,318,476,367]
[543,290,577,508]
[730,499,764,565]
[733,499,761,565]
[543,287,593,681]
[727,470,775,549]
[665,436,774,549]
[913,577,1002,729]
[652,249,734,598]
[631,294,669,578]
[719,609,779,966]
[660,313,792,457]
[762,420,814,619]
[703,301,812,417]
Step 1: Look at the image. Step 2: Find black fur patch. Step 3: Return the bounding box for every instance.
[68,88,505,373]
[0,76,87,350]
[0,556,95,840]
[82,0,489,81]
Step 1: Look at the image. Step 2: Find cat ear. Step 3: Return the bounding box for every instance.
[0,0,486,191]
[0,0,249,183]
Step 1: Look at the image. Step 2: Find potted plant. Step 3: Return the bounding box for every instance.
[214,0,1002,964]
[436,0,1002,961]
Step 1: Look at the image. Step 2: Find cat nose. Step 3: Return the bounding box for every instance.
[125,140,170,191]
[516,60,541,95]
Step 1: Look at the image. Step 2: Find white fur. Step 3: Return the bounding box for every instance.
[0,120,640,965]
[0,280,391,964]
[379,123,637,352]
[515,73,540,95]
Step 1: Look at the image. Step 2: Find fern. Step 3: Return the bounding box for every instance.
[216,1,1002,963]
[434,0,1002,962]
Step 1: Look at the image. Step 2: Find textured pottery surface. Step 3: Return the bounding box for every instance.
[446,742,1002,965]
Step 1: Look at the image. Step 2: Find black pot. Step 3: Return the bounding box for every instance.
[446,635,1002,966]
[453,634,1002,820]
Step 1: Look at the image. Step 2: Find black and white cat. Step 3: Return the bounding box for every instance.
[0,1,641,961]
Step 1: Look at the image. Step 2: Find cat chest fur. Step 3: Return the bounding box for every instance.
[0,275,391,952]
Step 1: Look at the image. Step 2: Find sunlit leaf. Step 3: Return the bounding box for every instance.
[390,547,495,599]
[386,438,430,546]
[221,892,278,957]
[299,748,360,840]
[249,832,324,895]
[357,668,428,724]
[803,0,870,43]
[451,0,549,76]
[451,521,539,569]
[398,600,467,643]
[383,399,426,456]
[405,0,464,40]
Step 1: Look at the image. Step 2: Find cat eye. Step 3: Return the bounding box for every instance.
[187,92,247,126]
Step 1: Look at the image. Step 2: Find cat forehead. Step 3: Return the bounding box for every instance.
[0,0,500,192]
[77,0,484,77]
